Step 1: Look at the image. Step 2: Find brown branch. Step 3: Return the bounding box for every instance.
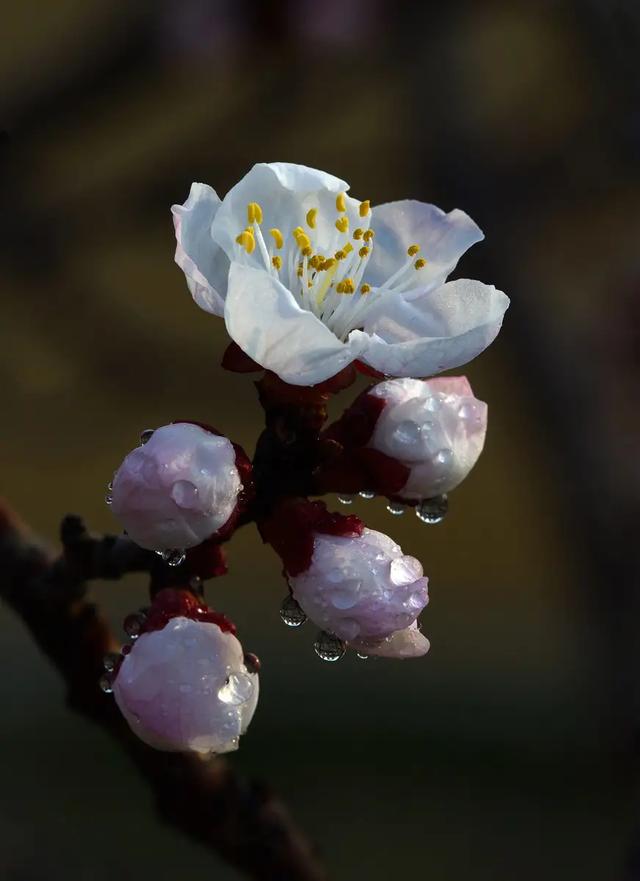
[0,499,328,881]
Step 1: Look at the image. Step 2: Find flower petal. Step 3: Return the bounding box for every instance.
[353,279,509,377]
[224,263,366,386]
[211,162,365,266]
[172,183,229,316]
[364,200,484,291]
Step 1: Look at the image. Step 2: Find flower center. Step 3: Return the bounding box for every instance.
[234,194,427,341]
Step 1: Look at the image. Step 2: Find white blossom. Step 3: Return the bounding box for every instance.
[173,162,509,386]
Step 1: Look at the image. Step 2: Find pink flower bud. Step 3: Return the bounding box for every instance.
[113,613,259,755]
[366,377,487,501]
[287,525,429,643]
[110,422,251,551]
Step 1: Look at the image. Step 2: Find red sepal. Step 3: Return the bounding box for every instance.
[221,341,263,373]
[140,588,236,636]
[259,498,364,576]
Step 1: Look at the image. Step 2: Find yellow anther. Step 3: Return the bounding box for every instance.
[342,242,353,255]
[336,281,345,293]
[236,229,255,254]
[336,192,347,212]
[359,200,371,217]
[270,228,284,249]
[360,283,371,294]
[293,226,305,237]
[272,255,282,270]
[363,229,375,242]
[297,267,303,277]
[414,258,427,270]
[335,216,349,234]
[353,228,364,240]
[247,202,263,224]
[295,231,312,251]
[359,246,370,258]
[306,208,317,229]
[335,250,346,261]
[407,244,420,256]
[302,246,312,257]
[321,258,337,271]
[343,278,355,293]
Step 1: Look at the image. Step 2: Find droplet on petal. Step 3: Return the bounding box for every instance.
[161,548,187,567]
[280,595,307,627]
[140,429,155,445]
[359,490,375,500]
[416,495,448,524]
[337,494,354,505]
[313,631,346,662]
[386,501,405,516]
[99,673,114,694]
[103,652,121,672]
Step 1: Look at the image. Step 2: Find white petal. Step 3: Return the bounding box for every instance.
[172,183,229,316]
[353,279,509,377]
[364,200,484,291]
[224,263,366,386]
[211,162,365,265]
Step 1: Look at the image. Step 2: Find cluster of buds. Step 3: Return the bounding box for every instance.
[99,161,504,757]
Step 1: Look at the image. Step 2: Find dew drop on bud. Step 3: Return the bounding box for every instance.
[244,652,261,673]
[280,595,307,627]
[161,549,186,567]
[313,631,346,662]
[140,429,155,445]
[105,491,113,505]
[416,494,448,524]
[386,501,405,516]
[103,652,120,672]
[99,674,113,694]
[359,490,375,500]
[123,613,145,639]
[337,494,354,505]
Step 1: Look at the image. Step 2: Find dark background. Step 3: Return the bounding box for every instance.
[1,1,639,879]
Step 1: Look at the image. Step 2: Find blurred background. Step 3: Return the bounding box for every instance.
[1,1,639,878]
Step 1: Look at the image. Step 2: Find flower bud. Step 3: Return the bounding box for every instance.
[323,377,486,501]
[112,590,258,754]
[261,500,429,649]
[110,422,251,551]
[367,377,487,500]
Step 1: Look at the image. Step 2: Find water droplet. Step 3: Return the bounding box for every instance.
[161,549,186,567]
[359,490,375,500]
[337,494,354,505]
[434,449,454,470]
[416,494,448,524]
[391,419,422,450]
[424,395,442,412]
[458,403,475,420]
[140,429,155,445]
[389,555,423,586]
[386,501,405,516]
[171,480,199,508]
[123,612,146,638]
[313,631,346,662]
[243,652,261,673]
[103,652,120,672]
[218,672,254,705]
[329,585,359,610]
[105,490,113,505]
[99,674,113,694]
[280,595,307,627]
[356,652,369,660]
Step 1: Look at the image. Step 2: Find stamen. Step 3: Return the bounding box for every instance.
[306,208,317,229]
[361,284,371,294]
[407,244,420,256]
[302,246,312,257]
[270,228,284,249]
[294,231,312,251]
[363,229,375,242]
[236,229,255,254]
[247,202,263,224]
[353,228,364,240]
[342,242,354,255]
[272,255,282,270]
[359,200,371,217]
[359,246,370,258]
[335,249,347,261]
[335,216,349,234]
[414,258,427,270]
[336,193,347,213]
